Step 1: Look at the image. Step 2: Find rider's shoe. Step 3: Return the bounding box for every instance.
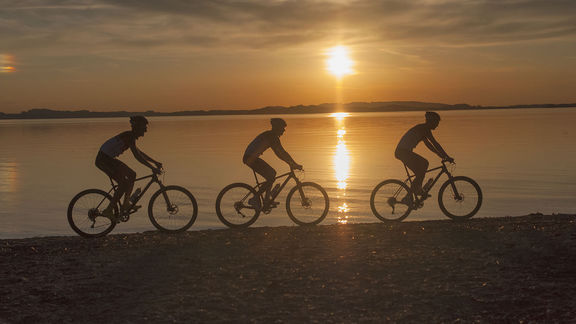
[264,200,279,209]
[101,208,120,223]
[101,208,114,218]
[400,195,413,206]
[261,199,279,214]
[122,204,141,214]
[130,205,142,213]
[248,197,261,209]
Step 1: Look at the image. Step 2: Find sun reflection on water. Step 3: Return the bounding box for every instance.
[333,114,351,224]
[335,130,349,190]
[331,112,350,121]
[0,162,19,193]
[337,202,350,224]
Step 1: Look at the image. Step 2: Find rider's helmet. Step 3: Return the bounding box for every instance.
[270,118,287,129]
[130,115,149,128]
[425,111,440,123]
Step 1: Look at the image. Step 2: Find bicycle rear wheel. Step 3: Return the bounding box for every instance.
[148,185,198,232]
[286,182,329,226]
[215,183,261,228]
[438,176,482,220]
[67,189,117,238]
[370,179,413,222]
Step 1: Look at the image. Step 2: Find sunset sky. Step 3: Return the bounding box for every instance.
[1,0,575,113]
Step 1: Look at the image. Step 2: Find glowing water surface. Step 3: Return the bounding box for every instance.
[1,108,575,238]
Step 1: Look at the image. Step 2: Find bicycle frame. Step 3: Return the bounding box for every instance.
[106,173,168,214]
[403,160,460,200]
[252,169,302,202]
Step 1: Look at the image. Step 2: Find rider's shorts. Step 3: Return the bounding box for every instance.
[395,148,428,174]
[95,151,134,183]
[243,156,276,182]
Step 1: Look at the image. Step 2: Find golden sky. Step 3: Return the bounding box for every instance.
[1,0,575,113]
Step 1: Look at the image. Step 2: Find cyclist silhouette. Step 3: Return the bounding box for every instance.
[95,116,162,218]
[243,118,303,209]
[395,111,454,199]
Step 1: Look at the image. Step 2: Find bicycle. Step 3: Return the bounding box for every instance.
[215,168,329,228]
[370,159,482,222]
[67,170,198,238]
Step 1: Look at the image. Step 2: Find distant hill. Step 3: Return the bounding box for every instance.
[1,102,575,119]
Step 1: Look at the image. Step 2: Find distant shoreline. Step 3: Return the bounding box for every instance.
[1,101,575,120]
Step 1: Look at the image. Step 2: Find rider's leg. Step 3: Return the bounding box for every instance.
[250,158,276,204]
[117,164,136,212]
[95,152,123,213]
[255,159,276,202]
[405,154,428,196]
[395,149,428,197]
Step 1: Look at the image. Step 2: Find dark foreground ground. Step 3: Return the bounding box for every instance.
[1,214,576,323]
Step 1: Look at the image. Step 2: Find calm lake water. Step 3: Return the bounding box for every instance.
[1,108,575,238]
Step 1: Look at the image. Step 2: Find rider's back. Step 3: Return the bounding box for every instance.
[243,130,280,163]
[396,124,430,151]
[100,131,135,158]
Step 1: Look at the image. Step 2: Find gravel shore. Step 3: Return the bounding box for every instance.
[1,214,576,323]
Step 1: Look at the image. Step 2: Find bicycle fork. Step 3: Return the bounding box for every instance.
[295,183,312,208]
[448,181,463,201]
[160,188,178,214]
[446,174,463,201]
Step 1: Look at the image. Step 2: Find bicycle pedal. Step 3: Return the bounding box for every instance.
[247,197,261,209]
[269,201,279,208]
[109,214,123,224]
[124,205,141,214]
[262,200,278,211]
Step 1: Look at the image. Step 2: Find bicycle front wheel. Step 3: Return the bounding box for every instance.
[67,189,117,238]
[286,182,329,226]
[216,183,261,228]
[438,176,482,221]
[370,179,413,222]
[148,185,198,232]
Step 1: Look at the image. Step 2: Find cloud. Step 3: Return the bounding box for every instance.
[1,0,575,56]
[99,0,576,45]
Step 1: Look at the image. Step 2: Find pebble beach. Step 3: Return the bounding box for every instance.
[1,214,576,323]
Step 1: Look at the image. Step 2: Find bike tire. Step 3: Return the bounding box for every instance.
[286,182,329,226]
[438,176,482,221]
[67,189,117,238]
[370,179,413,222]
[148,185,198,232]
[215,183,261,228]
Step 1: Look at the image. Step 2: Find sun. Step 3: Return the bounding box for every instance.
[326,46,354,78]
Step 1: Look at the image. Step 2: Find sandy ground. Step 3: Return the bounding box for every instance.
[1,214,576,323]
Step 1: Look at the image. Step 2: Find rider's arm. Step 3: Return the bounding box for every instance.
[129,144,158,170]
[138,150,162,168]
[270,138,301,169]
[424,132,451,160]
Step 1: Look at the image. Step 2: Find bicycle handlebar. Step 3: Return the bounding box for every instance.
[152,167,164,175]
[442,158,455,164]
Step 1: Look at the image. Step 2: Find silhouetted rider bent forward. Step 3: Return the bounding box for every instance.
[95,116,163,219]
[395,111,454,200]
[243,118,303,209]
